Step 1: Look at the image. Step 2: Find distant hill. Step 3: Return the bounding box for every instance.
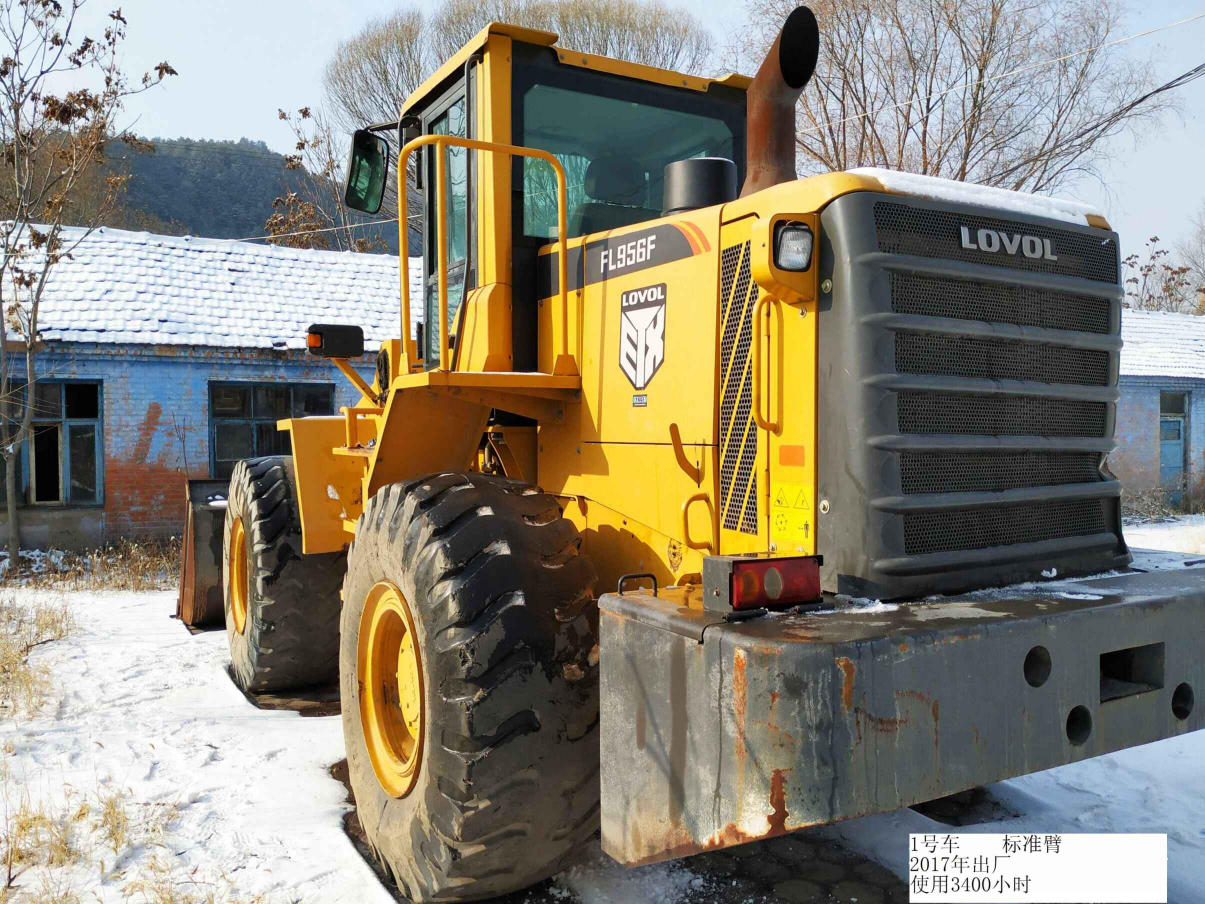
[107,137,407,252]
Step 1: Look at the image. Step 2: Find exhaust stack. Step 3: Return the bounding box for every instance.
[740,6,819,198]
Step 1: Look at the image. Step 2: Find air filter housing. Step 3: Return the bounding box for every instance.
[662,158,737,216]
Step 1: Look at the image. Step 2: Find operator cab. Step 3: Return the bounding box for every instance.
[343,23,749,372]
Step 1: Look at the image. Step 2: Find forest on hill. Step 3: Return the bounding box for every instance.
[104,137,403,252]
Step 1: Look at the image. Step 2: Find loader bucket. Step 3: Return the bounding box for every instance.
[177,478,230,627]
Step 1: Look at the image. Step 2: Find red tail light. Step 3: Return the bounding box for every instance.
[731,556,821,610]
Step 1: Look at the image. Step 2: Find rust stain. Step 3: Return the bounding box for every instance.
[854,707,908,734]
[769,690,780,708]
[782,627,821,641]
[733,649,747,731]
[767,768,790,835]
[733,648,748,771]
[896,689,940,749]
[898,642,909,652]
[836,656,856,712]
[625,773,805,867]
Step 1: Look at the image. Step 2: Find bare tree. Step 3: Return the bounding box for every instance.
[306,0,714,252]
[1123,237,1199,313]
[1177,201,1205,304]
[735,0,1181,194]
[431,0,714,72]
[322,9,429,137]
[268,107,386,252]
[0,1,174,566]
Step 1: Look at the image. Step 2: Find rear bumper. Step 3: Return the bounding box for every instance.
[598,551,1205,866]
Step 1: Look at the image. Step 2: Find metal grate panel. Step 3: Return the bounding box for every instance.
[875,202,1118,283]
[899,451,1103,495]
[904,498,1107,556]
[890,272,1111,334]
[895,333,1109,386]
[718,242,758,534]
[897,392,1107,437]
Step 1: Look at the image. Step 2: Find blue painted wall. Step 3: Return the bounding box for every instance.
[1114,376,1204,500]
[0,342,374,548]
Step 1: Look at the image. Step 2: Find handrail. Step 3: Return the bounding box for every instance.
[396,134,569,374]
[752,294,781,434]
[682,492,718,554]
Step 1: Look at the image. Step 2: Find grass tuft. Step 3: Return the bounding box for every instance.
[94,787,130,856]
[0,595,74,722]
[0,539,180,593]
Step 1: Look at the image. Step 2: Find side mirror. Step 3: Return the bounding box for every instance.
[307,324,365,358]
[343,129,390,214]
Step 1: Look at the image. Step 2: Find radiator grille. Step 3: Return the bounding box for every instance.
[718,242,758,534]
[895,333,1109,386]
[875,202,1118,283]
[899,451,1103,495]
[890,272,1111,334]
[898,392,1107,437]
[903,498,1108,556]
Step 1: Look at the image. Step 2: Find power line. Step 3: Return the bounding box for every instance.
[799,12,1205,138]
[213,217,406,246]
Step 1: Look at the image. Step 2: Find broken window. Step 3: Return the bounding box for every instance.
[1,381,104,506]
[209,382,335,479]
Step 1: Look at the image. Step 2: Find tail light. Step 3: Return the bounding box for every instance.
[703,555,823,613]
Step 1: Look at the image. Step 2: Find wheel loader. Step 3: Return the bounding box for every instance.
[195,7,1205,901]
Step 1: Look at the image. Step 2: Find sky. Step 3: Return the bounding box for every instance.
[66,0,1205,253]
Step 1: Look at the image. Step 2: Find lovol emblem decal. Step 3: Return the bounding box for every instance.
[619,283,666,390]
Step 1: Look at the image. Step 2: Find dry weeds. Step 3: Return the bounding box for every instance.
[0,767,90,901]
[0,595,74,722]
[0,539,180,593]
[0,766,243,904]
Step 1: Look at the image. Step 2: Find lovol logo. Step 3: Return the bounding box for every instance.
[619,283,666,390]
[960,226,1057,261]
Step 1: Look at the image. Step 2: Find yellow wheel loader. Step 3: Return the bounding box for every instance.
[200,7,1205,900]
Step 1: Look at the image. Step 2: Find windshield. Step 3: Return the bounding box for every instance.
[514,59,745,240]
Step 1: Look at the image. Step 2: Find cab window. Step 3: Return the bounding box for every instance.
[514,62,744,240]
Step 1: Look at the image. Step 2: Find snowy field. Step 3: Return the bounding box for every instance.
[4,519,1205,902]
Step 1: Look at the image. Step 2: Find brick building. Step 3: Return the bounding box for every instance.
[1113,309,1205,507]
[1,226,420,550]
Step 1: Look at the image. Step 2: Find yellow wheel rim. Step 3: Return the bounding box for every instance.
[228,516,249,635]
[358,581,424,799]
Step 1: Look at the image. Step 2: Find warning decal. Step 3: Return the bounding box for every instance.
[772,481,814,552]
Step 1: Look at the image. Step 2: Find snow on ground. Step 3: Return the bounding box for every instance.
[8,588,703,903]
[7,516,1205,901]
[7,590,390,903]
[1124,514,1205,555]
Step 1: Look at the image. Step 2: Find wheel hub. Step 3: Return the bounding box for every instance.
[359,581,424,798]
[228,516,249,635]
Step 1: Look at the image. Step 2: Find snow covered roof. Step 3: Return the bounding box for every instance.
[850,168,1102,227]
[23,226,422,350]
[1121,309,1205,381]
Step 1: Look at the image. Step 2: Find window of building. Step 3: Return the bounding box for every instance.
[1160,392,1187,416]
[0,381,103,506]
[209,382,335,478]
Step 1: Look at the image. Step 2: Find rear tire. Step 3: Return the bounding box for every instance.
[341,472,600,902]
[223,456,346,693]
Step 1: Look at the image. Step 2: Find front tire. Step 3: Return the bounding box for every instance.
[341,473,600,902]
[223,456,346,693]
